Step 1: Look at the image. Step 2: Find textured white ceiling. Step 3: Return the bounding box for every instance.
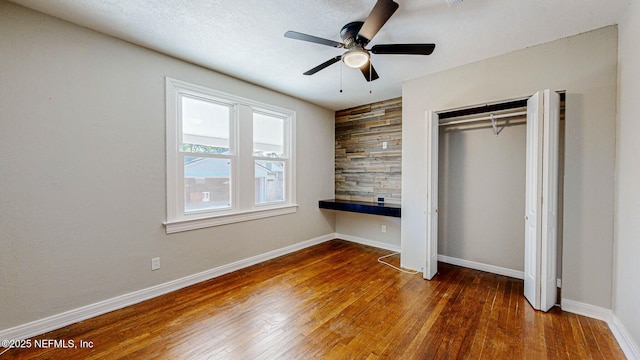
[11,0,630,110]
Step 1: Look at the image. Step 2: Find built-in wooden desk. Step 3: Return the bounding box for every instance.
[318,199,401,218]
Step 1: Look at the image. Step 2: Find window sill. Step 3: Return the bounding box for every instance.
[164,204,298,234]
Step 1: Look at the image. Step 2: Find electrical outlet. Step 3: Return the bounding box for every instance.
[151,257,160,271]
[381,224,387,233]
[382,141,388,149]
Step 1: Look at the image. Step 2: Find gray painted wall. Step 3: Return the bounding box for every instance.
[614,0,640,351]
[438,118,528,271]
[0,2,335,330]
[402,26,618,309]
[438,113,566,276]
[336,212,401,249]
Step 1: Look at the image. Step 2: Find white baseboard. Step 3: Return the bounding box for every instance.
[561,299,640,359]
[609,315,640,360]
[437,254,524,280]
[436,255,563,288]
[560,298,613,323]
[335,233,401,253]
[0,233,335,341]
[437,255,636,358]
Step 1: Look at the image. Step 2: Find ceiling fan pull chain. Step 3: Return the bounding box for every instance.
[369,61,372,93]
[340,62,343,93]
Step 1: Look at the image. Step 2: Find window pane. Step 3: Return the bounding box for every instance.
[255,160,284,204]
[184,157,231,212]
[253,112,284,157]
[182,96,231,154]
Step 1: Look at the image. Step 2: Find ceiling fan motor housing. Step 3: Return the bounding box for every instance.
[340,21,370,69]
[340,21,367,47]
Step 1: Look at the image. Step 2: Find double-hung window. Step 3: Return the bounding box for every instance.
[165,78,296,233]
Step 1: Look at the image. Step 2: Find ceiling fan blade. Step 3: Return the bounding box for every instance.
[371,43,436,55]
[303,56,342,75]
[284,31,344,48]
[357,0,399,43]
[359,63,380,82]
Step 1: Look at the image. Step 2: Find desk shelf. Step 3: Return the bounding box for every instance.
[318,199,401,218]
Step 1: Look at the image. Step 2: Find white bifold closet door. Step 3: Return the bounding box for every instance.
[424,89,559,312]
[424,111,439,280]
[524,89,560,312]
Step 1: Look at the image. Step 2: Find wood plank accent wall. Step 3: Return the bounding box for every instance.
[335,97,402,204]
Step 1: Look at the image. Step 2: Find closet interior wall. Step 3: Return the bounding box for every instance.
[437,105,565,278]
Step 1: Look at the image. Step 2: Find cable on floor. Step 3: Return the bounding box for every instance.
[377,253,420,274]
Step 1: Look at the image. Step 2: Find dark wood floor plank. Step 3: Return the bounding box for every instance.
[567,311,594,360]
[446,269,487,359]
[2,240,626,359]
[467,272,498,358]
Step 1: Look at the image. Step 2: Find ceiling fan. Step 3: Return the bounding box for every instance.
[284,0,435,82]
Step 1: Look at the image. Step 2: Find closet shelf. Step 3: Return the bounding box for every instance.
[319,199,401,218]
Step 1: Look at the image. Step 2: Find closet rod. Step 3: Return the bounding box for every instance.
[439,111,527,127]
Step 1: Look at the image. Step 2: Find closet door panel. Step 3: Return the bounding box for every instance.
[524,89,559,312]
[524,91,543,309]
[540,89,560,311]
[425,111,439,280]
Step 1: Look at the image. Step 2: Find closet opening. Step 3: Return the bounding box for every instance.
[434,93,565,307]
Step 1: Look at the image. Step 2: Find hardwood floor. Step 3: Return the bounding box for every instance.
[2,240,625,359]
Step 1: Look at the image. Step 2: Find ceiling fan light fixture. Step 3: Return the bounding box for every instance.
[342,47,370,68]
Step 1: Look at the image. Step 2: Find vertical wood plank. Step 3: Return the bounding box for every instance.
[335,97,402,203]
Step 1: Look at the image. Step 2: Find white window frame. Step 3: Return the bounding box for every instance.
[164,78,297,233]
